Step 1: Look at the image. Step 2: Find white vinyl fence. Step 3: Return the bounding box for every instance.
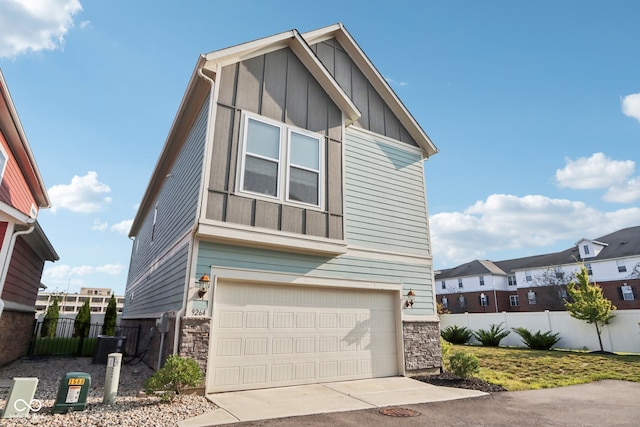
[440,310,640,354]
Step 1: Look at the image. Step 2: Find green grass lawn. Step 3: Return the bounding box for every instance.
[451,345,640,391]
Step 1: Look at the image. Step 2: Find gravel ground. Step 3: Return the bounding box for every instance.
[0,356,216,427]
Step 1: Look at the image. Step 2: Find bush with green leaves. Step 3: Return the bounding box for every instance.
[440,337,452,370]
[440,325,473,344]
[512,327,561,350]
[42,297,60,338]
[473,323,510,347]
[144,355,204,402]
[448,351,480,379]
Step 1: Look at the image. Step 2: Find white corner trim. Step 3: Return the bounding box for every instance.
[197,220,348,256]
[210,265,402,291]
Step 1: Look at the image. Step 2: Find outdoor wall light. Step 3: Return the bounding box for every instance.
[197,274,211,298]
[405,289,416,308]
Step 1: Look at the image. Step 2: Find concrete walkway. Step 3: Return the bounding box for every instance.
[178,377,486,426]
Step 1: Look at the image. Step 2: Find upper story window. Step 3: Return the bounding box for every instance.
[441,281,446,290]
[617,260,627,273]
[555,271,564,280]
[583,245,590,255]
[479,276,485,286]
[585,263,593,275]
[239,114,323,208]
[525,271,532,282]
[508,275,517,286]
[458,278,463,288]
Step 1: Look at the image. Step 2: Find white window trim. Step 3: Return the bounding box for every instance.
[621,285,634,301]
[237,112,325,210]
[509,295,519,306]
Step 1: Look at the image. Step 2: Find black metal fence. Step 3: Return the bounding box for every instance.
[29,318,140,358]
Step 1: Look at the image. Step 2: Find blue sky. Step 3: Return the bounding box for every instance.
[1,1,639,296]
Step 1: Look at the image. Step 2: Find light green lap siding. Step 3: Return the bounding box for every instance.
[197,242,434,315]
[344,130,430,256]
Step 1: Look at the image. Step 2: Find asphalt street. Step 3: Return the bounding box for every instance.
[225,380,640,427]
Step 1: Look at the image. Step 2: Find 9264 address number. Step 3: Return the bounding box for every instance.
[191,309,206,316]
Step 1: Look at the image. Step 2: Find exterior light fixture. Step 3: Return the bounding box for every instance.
[197,274,211,299]
[405,289,416,308]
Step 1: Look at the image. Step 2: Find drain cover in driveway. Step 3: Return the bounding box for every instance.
[379,407,421,417]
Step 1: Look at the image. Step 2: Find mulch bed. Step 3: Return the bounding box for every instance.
[413,371,507,393]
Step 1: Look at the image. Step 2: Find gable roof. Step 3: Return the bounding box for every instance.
[201,28,361,125]
[0,70,50,209]
[303,23,438,157]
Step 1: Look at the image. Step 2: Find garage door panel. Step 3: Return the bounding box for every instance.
[209,283,399,392]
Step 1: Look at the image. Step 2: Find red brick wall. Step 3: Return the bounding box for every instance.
[0,310,35,366]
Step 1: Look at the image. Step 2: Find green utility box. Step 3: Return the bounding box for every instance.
[53,372,91,414]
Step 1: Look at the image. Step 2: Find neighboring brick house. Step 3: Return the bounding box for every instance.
[0,70,58,366]
[122,23,441,393]
[436,226,640,314]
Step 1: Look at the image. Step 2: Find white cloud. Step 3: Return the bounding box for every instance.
[555,153,635,190]
[603,177,640,203]
[430,193,640,267]
[622,93,640,122]
[95,264,124,275]
[0,0,83,58]
[384,76,408,87]
[48,171,112,213]
[91,219,108,231]
[110,219,133,235]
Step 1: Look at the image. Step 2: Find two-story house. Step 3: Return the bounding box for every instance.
[436,225,640,313]
[122,24,440,393]
[0,70,58,365]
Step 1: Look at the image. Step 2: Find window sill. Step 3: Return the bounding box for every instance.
[196,219,348,256]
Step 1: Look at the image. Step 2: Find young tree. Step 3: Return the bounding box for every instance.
[102,294,117,336]
[42,297,60,338]
[565,265,616,352]
[74,299,91,338]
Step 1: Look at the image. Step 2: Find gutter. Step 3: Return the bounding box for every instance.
[0,220,36,318]
[172,65,218,356]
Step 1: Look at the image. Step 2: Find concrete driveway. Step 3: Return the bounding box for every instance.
[178,377,485,426]
[179,379,640,427]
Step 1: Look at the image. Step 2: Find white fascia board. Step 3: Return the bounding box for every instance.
[302,24,438,158]
[197,219,347,256]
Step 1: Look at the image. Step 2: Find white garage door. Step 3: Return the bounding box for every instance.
[207,282,399,392]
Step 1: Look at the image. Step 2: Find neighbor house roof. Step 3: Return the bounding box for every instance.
[0,70,51,209]
[436,225,640,279]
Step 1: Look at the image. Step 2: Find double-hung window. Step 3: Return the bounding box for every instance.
[239,114,323,207]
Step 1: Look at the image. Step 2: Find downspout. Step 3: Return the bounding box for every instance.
[0,220,36,318]
[172,64,217,356]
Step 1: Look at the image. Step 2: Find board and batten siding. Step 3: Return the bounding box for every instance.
[197,241,434,314]
[310,37,417,147]
[205,46,344,240]
[124,100,208,317]
[344,129,430,257]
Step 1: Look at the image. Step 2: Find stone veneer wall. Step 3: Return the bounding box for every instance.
[0,311,35,366]
[178,317,210,375]
[403,321,442,374]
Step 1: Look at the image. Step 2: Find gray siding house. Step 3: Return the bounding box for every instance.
[123,23,440,393]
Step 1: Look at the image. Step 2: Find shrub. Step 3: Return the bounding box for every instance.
[441,325,473,344]
[42,297,60,338]
[473,323,510,347]
[448,351,480,379]
[512,327,561,350]
[440,337,452,370]
[144,355,204,402]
